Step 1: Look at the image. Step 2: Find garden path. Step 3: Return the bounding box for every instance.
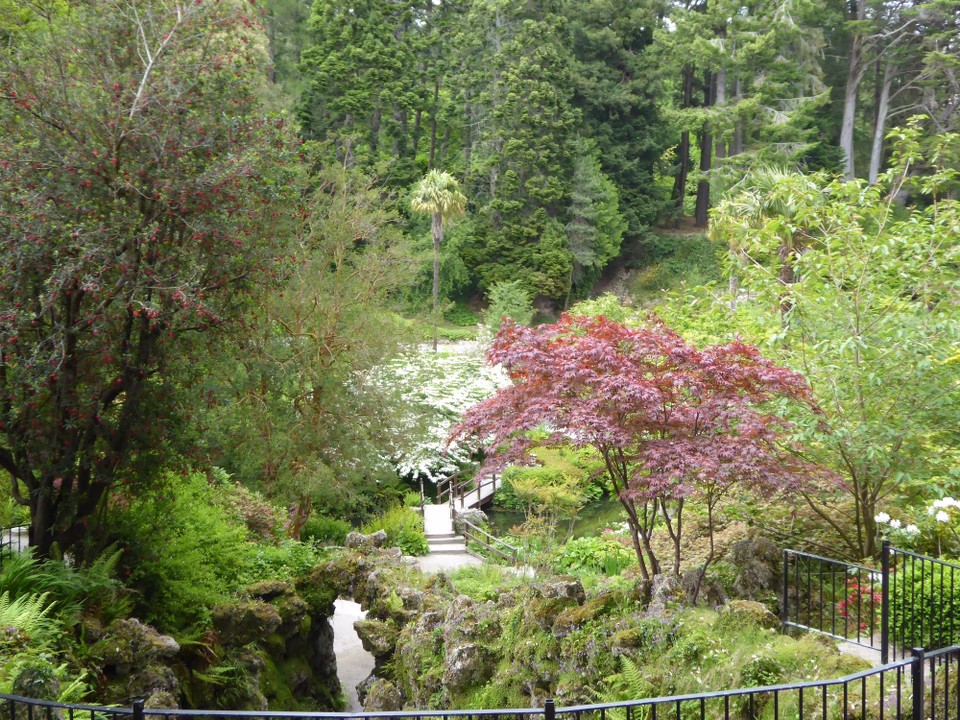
[332,598,376,712]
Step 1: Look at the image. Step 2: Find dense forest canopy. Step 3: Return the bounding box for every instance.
[0,0,957,562]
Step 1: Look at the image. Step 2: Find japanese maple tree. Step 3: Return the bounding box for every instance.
[453,314,825,583]
[0,1,300,558]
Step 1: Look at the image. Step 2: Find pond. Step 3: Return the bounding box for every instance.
[485,496,626,540]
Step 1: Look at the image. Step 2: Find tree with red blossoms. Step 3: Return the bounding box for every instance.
[452,314,827,588]
[0,1,301,559]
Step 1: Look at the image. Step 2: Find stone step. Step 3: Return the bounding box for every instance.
[428,543,469,555]
[426,533,459,542]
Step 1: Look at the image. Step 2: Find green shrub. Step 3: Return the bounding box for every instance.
[449,564,526,602]
[890,560,960,649]
[444,304,481,327]
[483,280,534,331]
[301,515,352,546]
[494,445,606,512]
[553,536,635,576]
[237,539,328,586]
[362,505,429,556]
[108,470,256,631]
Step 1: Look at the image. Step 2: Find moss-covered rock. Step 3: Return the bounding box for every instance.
[246,580,295,602]
[11,657,60,700]
[94,618,181,675]
[212,601,282,647]
[354,618,399,658]
[552,592,620,638]
[716,600,780,631]
[542,576,586,605]
[443,643,495,692]
[346,529,389,551]
[144,690,179,710]
[363,678,402,711]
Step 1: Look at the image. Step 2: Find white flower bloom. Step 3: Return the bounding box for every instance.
[889,519,902,529]
[936,510,950,523]
[875,512,891,524]
[946,497,960,508]
[905,524,919,534]
[934,499,946,509]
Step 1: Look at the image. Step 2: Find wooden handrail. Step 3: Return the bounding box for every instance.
[459,518,519,565]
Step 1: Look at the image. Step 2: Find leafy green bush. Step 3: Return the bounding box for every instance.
[444,304,481,327]
[553,536,635,576]
[890,560,960,649]
[362,505,429,556]
[483,280,534,331]
[301,515,352,546]
[237,539,329,586]
[108,470,256,630]
[494,445,606,512]
[449,564,527,602]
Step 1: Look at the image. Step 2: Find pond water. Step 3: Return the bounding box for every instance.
[486,497,626,540]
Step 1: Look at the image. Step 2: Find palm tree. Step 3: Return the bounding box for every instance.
[410,170,467,351]
[713,167,815,317]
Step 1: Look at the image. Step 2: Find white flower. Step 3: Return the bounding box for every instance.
[905,524,919,534]
[875,512,891,524]
[889,518,902,529]
[934,499,946,509]
[936,510,950,523]
[946,497,960,508]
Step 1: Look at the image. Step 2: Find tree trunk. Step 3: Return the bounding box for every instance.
[869,61,894,184]
[672,66,695,219]
[695,72,714,227]
[429,79,440,169]
[432,213,442,352]
[715,65,727,160]
[731,78,744,155]
[840,0,867,181]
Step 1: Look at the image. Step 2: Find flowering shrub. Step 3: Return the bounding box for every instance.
[836,576,882,632]
[874,497,960,557]
[371,348,509,484]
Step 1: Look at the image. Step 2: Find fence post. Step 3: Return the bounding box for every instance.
[881,540,891,664]
[545,698,556,720]
[911,648,925,720]
[132,698,145,720]
[781,550,790,627]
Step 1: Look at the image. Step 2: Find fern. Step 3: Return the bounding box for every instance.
[0,591,57,640]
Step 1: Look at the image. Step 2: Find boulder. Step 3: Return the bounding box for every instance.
[443,644,495,692]
[552,593,619,638]
[354,618,399,658]
[453,509,488,535]
[345,530,388,551]
[717,599,780,630]
[246,580,295,603]
[212,601,282,647]
[649,574,683,612]
[143,691,179,710]
[541,576,586,605]
[94,618,181,675]
[363,678,403,711]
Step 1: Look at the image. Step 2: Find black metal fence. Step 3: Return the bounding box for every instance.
[782,548,885,653]
[889,548,960,659]
[5,645,960,720]
[0,524,28,564]
[783,541,960,663]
